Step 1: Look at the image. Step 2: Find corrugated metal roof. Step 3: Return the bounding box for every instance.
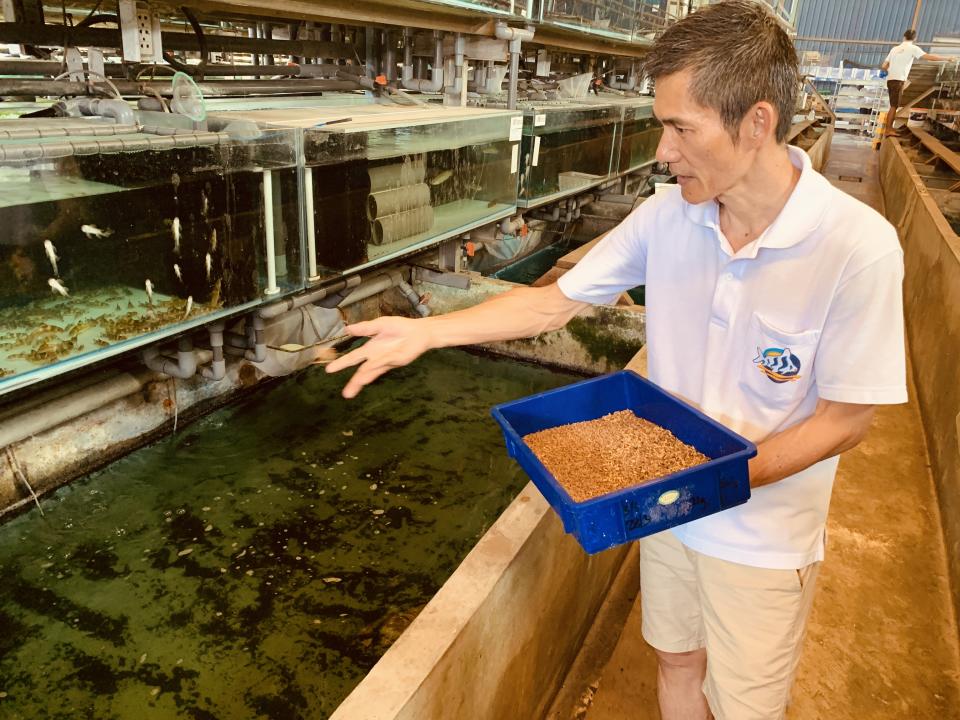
[794,0,960,67]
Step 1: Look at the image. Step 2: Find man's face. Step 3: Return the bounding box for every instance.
[653,69,757,205]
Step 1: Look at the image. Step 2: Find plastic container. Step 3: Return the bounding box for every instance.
[491,370,757,554]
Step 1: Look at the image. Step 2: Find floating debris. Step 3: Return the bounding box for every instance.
[47,278,68,297]
[369,484,378,491]
[177,548,193,557]
[322,577,342,583]
[43,240,59,276]
[342,430,353,437]
[80,224,112,239]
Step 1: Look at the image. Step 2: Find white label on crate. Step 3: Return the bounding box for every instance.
[532,136,541,167]
[534,113,546,127]
[658,490,680,506]
[509,116,523,142]
[510,144,519,174]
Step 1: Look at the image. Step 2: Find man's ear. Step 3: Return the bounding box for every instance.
[740,101,778,147]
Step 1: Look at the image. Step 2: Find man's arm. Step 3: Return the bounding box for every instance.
[881,60,890,71]
[749,399,874,488]
[921,53,952,62]
[326,283,587,398]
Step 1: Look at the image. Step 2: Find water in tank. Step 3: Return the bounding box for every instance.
[0,113,302,394]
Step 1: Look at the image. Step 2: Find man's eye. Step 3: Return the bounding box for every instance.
[675,127,686,135]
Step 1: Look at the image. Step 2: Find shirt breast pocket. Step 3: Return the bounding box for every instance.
[739,313,821,408]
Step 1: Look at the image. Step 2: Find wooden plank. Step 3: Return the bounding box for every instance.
[556,231,610,270]
[788,119,815,143]
[908,127,960,179]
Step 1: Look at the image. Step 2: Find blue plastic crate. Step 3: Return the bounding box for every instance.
[491,370,757,554]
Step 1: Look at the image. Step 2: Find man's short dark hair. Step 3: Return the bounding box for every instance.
[904,29,917,41]
[642,0,798,144]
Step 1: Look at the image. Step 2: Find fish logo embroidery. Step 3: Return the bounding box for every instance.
[753,346,802,384]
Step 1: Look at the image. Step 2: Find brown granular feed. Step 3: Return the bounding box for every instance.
[523,410,710,503]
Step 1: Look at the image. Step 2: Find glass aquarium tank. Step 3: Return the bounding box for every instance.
[611,98,661,174]
[424,0,533,17]
[538,0,638,41]
[516,103,620,208]
[230,105,521,277]
[0,114,302,394]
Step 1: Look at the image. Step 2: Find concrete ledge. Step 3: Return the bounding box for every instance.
[331,483,630,720]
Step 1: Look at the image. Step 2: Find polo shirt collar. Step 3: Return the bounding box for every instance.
[682,145,830,257]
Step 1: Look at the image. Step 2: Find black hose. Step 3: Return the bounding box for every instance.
[76,13,119,28]
[180,6,208,80]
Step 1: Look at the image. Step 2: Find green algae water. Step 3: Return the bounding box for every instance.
[0,350,579,719]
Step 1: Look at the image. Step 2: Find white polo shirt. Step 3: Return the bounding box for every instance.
[558,146,907,569]
[884,41,926,82]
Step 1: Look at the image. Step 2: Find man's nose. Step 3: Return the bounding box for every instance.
[656,130,681,166]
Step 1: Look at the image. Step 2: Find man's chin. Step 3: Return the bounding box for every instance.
[678,184,707,204]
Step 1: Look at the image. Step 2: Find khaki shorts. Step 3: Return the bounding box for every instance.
[639,530,820,720]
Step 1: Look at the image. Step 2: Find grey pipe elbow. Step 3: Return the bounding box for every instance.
[244,315,267,363]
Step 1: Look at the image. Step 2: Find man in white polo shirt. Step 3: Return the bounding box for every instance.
[882,28,951,134]
[327,2,907,717]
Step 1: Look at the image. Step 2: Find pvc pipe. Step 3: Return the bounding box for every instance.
[398,278,431,317]
[262,170,280,296]
[494,22,535,42]
[201,321,226,380]
[143,337,198,379]
[499,215,525,234]
[244,315,267,362]
[508,40,520,110]
[304,166,319,281]
[383,30,396,83]
[258,275,360,319]
[337,270,403,307]
[72,96,135,125]
[0,373,148,449]
[401,30,443,93]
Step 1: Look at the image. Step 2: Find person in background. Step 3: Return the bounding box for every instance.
[882,28,952,134]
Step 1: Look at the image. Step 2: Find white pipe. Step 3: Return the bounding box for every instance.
[337,270,403,307]
[263,170,280,296]
[494,22,535,42]
[0,373,148,449]
[401,30,444,93]
[143,337,199,379]
[499,214,525,234]
[305,166,319,281]
[201,321,226,380]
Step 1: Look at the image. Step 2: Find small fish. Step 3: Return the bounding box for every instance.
[205,253,212,281]
[81,224,113,239]
[144,279,154,306]
[171,172,180,190]
[201,191,208,217]
[173,263,183,282]
[428,169,453,186]
[183,296,193,319]
[172,217,181,254]
[481,147,498,155]
[209,228,217,252]
[48,278,69,296]
[43,240,59,276]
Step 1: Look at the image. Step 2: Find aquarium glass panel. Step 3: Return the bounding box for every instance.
[233,106,520,277]
[423,0,533,17]
[538,0,638,41]
[0,115,301,394]
[617,99,661,173]
[517,103,619,206]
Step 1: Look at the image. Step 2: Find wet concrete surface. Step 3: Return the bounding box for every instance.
[556,135,960,720]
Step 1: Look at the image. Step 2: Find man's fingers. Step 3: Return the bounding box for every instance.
[341,362,389,399]
[344,320,381,338]
[325,347,367,373]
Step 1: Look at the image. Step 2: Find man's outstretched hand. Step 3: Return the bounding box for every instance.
[324,316,434,398]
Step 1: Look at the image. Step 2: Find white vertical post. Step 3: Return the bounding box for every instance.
[263,170,280,296]
[305,166,319,281]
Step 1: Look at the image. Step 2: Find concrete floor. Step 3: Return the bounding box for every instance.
[554,134,960,720]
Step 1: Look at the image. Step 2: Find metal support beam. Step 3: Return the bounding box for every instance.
[0,77,363,97]
[0,22,356,59]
